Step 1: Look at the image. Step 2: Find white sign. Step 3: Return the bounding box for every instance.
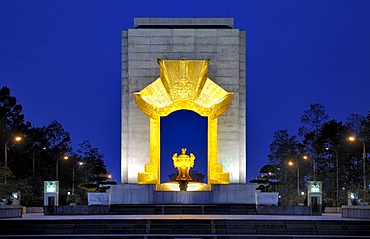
[44,181,59,193]
[88,193,109,205]
[255,192,279,206]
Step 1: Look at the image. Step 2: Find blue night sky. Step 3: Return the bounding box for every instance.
[1,0,370,183]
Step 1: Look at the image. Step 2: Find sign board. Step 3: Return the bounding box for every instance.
[88,193,110,205]
[44,181,59,194]
[44,181,59,208]
[255,192,279,206]
[308,181,322,194]
[307,181,322,215]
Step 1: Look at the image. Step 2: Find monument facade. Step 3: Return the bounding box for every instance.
[121,18,246,190]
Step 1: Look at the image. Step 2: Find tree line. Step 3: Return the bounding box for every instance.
[0,86,113,206]
[263,103,370,206]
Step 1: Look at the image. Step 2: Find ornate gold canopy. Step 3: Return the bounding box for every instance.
[134,58,233,190]
[134,58,233,119]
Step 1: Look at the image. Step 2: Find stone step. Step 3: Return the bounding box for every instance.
[108,204,258,215]
[1,219,369,237]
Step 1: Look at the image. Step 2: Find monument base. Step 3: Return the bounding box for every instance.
[108,184,258,204]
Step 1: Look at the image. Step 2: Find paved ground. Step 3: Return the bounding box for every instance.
[2,213,370,238]
[3,213,368,221]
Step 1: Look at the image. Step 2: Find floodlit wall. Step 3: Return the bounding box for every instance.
[121,18,246,184]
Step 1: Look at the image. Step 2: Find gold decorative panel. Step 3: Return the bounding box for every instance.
[134,58,233,190]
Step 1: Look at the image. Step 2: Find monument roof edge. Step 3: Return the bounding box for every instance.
[134,17,234,29]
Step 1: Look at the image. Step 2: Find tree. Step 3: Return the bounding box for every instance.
[264,103,370,206]
[268,130,304,205]
[298,103,329,139]
[0,87,37,205]
[298,103,330,181]
[268,130,301,167]
[0,86,31,136]
[0,86,30,169]
[43,120,72,181]
[360,112,370,143]
[69,140,116,203]
[346,113,365,137]
[343,112,370,200]
[0,86,114,206]
[250,164,279,192]
[0,166,40,205]
[44,120,71,152]
[317,119,348,200]
[361,112,370,200]
[74,140,106,181]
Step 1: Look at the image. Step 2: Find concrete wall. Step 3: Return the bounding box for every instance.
[55,205,109,215]
[25,207,44,213]
[109,184,258,204]
[0,206,22,218]
[342,205,370,219]
[122,18,246,184]
[257,206,311,215]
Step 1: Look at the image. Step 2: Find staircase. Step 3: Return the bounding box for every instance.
[1,218,369,238]
[108,204,258,215]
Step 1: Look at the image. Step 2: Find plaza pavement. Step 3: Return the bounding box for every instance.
[2,212,368,221]
[2,213,370,238]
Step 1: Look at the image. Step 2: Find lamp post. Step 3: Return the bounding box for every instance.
[348,136,367,201]
[72,162,84,195]
[302,154,316,180]
[288,155,309,197]
[309,155,316,181]
[4,136,22,167]
[32,147,46,179]
[56,155,69,181]
[325,147,339,206]
[288,160,300,197]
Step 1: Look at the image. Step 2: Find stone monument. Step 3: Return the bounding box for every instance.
[110,18,256,204]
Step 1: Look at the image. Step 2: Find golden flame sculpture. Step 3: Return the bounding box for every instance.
[134,58,232,191]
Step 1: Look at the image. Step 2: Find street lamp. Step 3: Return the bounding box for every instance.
[32,147,46,179]
[308,155,316,180]
[288,160,300,197]
[56,155,69,181]
[288,155,309,197]
[72,161,84,195]
[348,136,367,201]
[301,154,316,180]
[4,136,22,167]
[99,173,112,180]
[325,147,339,206]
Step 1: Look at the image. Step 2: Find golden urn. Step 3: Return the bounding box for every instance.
[172,148,195,186]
